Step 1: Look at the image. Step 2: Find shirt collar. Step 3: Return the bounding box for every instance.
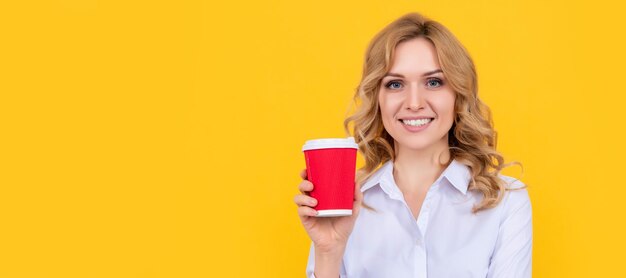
[360,158,471,195]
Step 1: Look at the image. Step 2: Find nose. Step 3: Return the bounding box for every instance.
[405,83,425,111]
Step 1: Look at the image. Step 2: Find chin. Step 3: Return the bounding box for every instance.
[395,138,434,151]
[394,133,449,151]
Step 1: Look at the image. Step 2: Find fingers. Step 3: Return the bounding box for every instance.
[298,205,318,217]
[293,194,318,207]
[298,179,314,194]
[300,168,307,180]
[294,194,318,217]
[295,169,316,217]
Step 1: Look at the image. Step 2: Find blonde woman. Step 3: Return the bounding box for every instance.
[294,12,532,278]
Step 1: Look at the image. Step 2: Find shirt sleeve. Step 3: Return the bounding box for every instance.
[486,185,533,278]
[306,242,348,278]
[306,242,316,278]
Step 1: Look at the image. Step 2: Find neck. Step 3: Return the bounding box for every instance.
[392,138,451,194]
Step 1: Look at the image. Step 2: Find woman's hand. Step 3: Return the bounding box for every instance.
[294,168,363,254]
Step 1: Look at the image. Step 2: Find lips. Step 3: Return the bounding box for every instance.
[400,117,433,124]
[398,118,435,124]
[399,117,433,132]
[398,116,435,121]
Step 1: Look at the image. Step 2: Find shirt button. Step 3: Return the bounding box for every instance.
[415,238,422,245]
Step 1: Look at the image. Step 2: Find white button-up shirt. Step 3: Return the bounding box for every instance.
[306,159,532,277]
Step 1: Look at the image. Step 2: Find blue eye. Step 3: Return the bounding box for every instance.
[426,78,443,88]
[385,80,403,90]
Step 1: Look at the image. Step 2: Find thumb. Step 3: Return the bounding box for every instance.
[353,182,363,216]
[354,182,363,204]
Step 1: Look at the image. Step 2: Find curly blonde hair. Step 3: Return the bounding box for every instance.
[343,12,525,213]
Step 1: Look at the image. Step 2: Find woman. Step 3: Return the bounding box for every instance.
[294,12,532,278]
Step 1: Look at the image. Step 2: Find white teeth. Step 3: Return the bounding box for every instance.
[402,118,432,126]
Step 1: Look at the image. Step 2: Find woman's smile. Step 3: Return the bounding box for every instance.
[399,117,434,132]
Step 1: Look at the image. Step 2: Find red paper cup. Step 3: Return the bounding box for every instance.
[302,137,358,217]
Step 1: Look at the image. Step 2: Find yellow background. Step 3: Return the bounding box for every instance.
[1,0,624,277]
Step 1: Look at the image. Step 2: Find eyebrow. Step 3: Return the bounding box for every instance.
[383,69,443,79]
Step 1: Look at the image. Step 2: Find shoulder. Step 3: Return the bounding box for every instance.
[497,174,532,217]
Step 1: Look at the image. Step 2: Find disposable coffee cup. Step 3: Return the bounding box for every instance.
[302,137,358,217]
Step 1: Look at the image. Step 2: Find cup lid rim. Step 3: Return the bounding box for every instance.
[302,137,358,151]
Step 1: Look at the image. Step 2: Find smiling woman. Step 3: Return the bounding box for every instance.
[379,37,456,153]
[293,12,532,278]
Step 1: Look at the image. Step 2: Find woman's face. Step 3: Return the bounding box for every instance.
[378,37,456,152]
